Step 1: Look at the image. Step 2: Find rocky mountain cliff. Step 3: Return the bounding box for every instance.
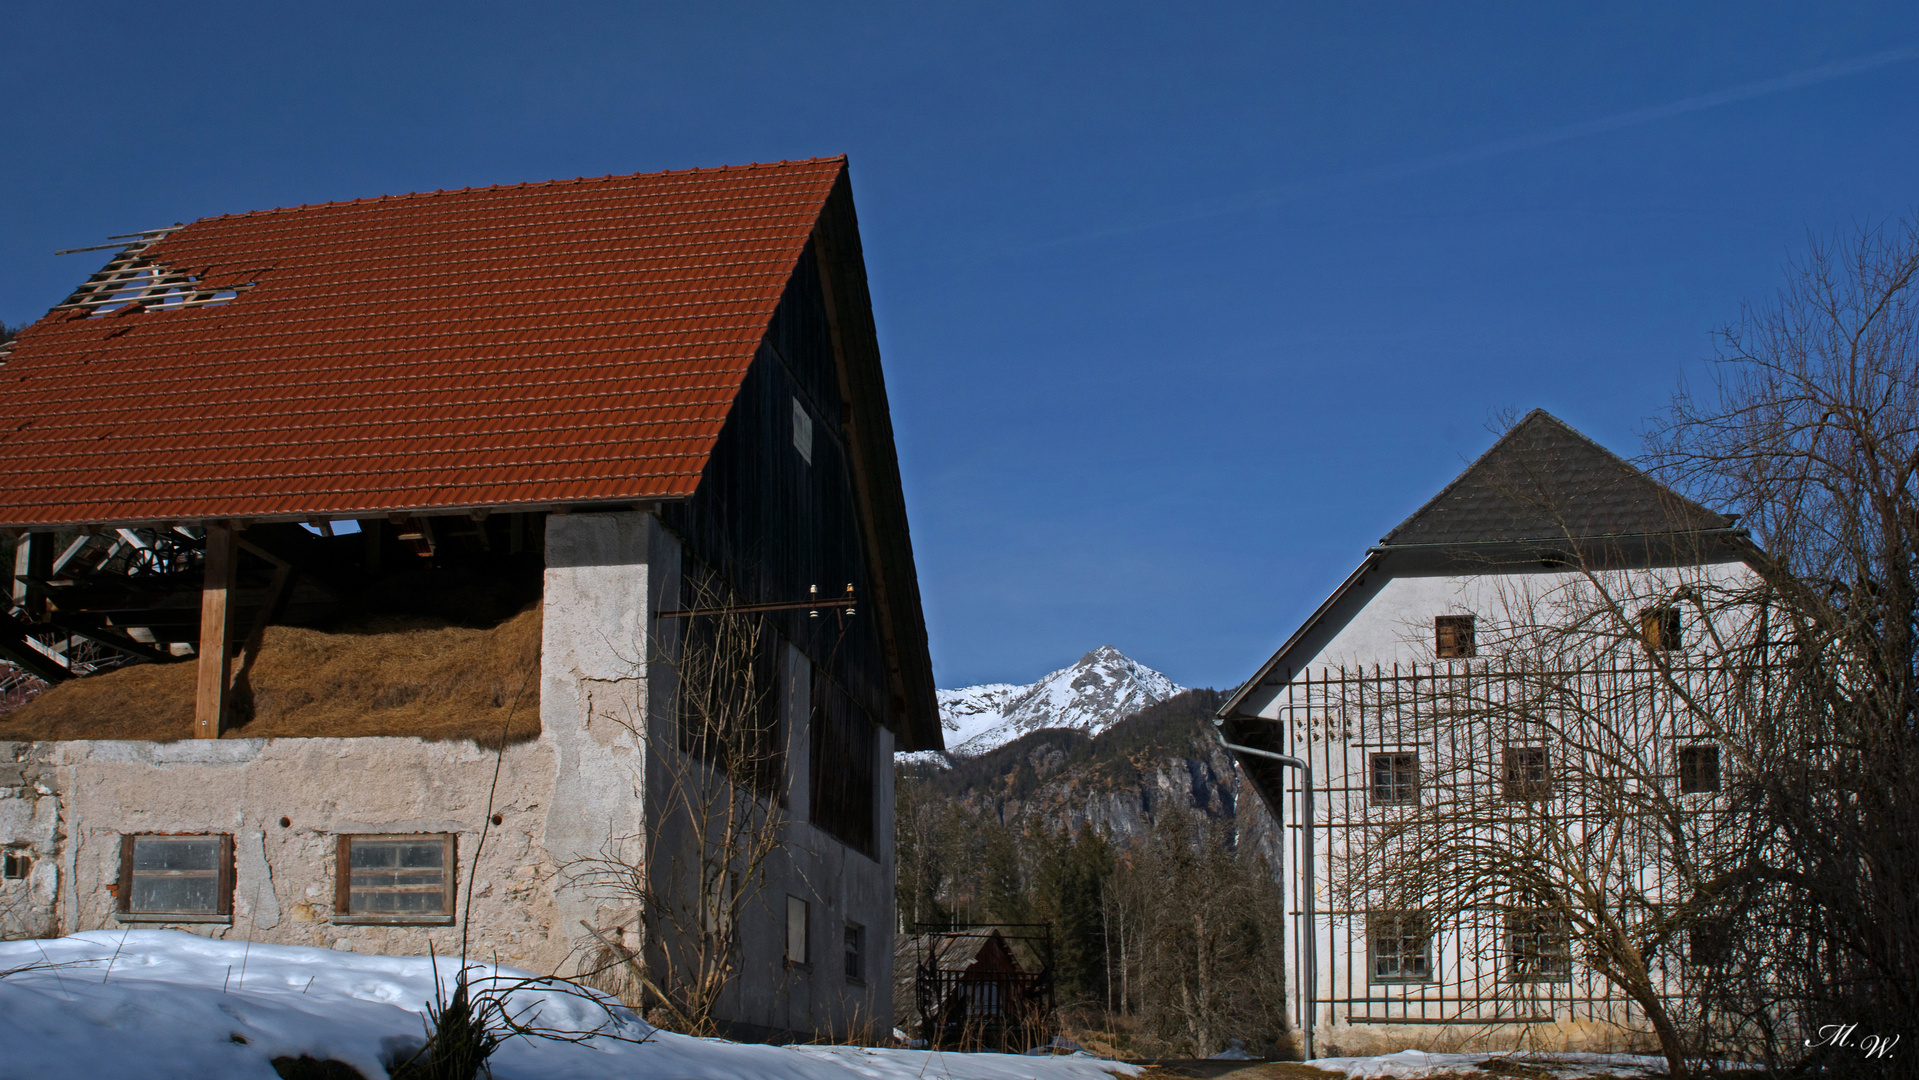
[931,646,1183,758]
[901,688,1278,847]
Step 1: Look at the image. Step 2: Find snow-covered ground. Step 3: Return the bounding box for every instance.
[912,647,1183,764]
[1305,1049,1675,1078]
[0,930,1142,1080]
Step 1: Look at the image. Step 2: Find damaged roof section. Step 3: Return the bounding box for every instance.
[0,158,850,526]
[51,233,254,317]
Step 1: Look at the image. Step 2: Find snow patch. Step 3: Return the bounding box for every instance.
[1307,1050,1676,1079]
[0,930,1141,1080]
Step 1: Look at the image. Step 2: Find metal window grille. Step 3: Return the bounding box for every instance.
[1263,652,1779,1026]
[1370,751,1420,804]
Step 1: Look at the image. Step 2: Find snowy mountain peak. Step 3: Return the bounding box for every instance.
[930,647,1184,758]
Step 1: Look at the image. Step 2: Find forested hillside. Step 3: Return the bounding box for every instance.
[894,688,1292,1058]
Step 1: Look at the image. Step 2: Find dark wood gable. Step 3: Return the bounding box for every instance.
[661,172,939,750]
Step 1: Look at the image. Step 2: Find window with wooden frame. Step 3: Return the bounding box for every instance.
[844,921,865,982]
[2,851,28,880]
[1501,744,1552,800]
[1505,910,1572,981]
[1435,615,1476,659]
[117,834,233,922]
[786,895,810,966]
[334,834,456,925]
[1688,918,1731,968]
[1367,910,1434,983]
[1640,606,1683,651]
[1678,744,1721,793]
[1369,751,1420,805]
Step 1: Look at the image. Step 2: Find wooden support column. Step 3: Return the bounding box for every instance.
[194,522,237,738]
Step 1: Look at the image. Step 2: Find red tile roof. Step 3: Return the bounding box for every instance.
[0,157,849,526]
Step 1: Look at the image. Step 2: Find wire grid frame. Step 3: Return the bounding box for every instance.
[1270,651,1773,1028]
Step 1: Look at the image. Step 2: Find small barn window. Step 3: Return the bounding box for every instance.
[1641,606,1683,651]
[1370,752,1419,805]
[1435,615,1475,658]
[1679,745,1721,793]
[845,921,866,982]
[117,834,233,922]
[1505,910,1571,981]
[1501,744,1552,800]
[786,895,810,966]
[3,851,31,880]
[335,834,456,925]
[792,397,814,465]
[810,668,877,856]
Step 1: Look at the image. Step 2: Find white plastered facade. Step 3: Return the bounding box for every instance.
[1232,555,1761,1057]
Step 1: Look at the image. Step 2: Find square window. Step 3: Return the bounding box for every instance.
[1368,911,1434,983]
[844,921,865,982]
[1688,920,1730,968]
[1370,752,1419,805]
[1501,745,1552,800]
[2,852,28,880]
[334,834,455,925]
[118,834,232,921]
[1435,615,1476,659]
[1641,607,1683,651]
[786,895,810,966]
[1506,910,1572,981]
[1679,745,1720,794]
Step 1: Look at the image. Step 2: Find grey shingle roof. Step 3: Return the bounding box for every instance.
[1380,409,1733,547]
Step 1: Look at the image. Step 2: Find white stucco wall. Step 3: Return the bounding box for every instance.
[540,510,669,961]
[2,737,567,969]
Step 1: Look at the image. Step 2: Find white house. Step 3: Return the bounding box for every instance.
[1218,410,1760,1057]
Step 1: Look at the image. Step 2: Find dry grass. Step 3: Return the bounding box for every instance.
[0,605,542,744]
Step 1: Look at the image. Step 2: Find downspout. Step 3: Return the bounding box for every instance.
[1214,728,1315,1062]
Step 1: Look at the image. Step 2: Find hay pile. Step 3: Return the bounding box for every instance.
[0,605,541,744]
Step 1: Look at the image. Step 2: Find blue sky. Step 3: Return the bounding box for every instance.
[5,4,1918,690]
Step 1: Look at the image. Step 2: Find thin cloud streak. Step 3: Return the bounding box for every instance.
[1004,45,1919,256]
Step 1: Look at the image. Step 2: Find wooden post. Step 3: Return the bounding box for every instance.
[194,522,237,738]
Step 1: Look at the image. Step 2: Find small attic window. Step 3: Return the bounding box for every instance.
[1641,607,1683,652]
[792,397,814,465]
[1435,615,1475,659]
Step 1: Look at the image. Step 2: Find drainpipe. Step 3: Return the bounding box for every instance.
[1215,727,1316,1063]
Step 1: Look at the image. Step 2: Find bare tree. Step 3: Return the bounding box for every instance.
[567,571,795,1036]
[1646,218,1919,1071]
